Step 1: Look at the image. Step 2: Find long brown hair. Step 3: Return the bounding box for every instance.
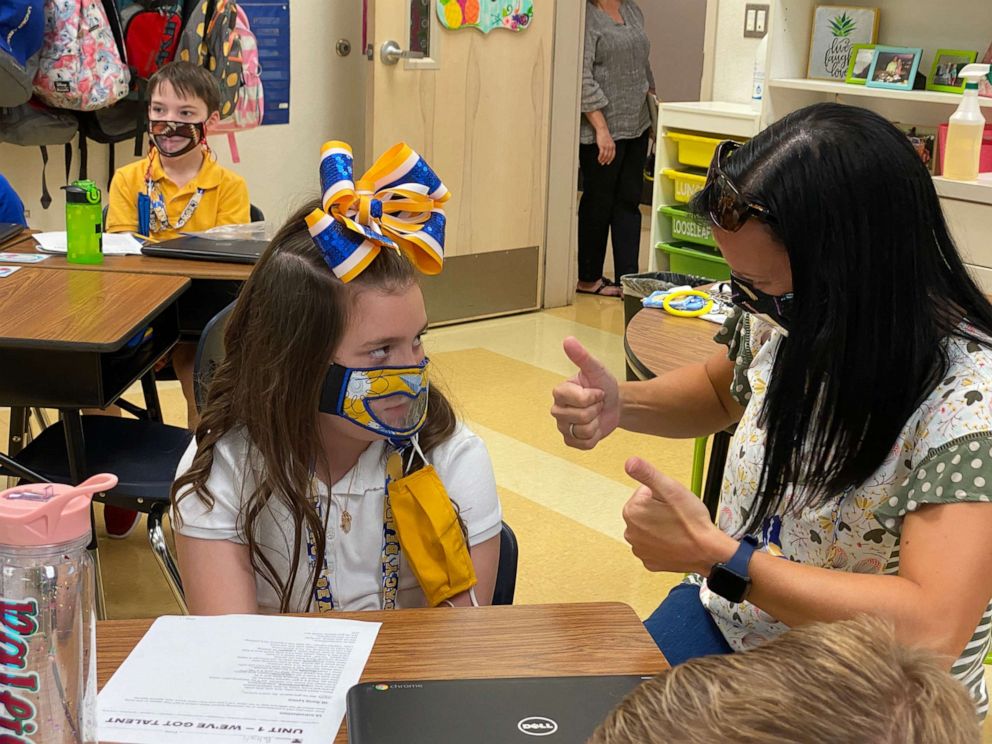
[172,201,457,611]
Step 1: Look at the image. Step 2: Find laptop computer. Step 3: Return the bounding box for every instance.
[140,235,269,264]
[0,222,25,247]
[346,675,650,744]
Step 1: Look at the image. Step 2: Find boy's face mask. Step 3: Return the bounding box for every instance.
[731,273,794,336]
[319,358,430,439]
[386,451,477,607]
[148,120,205,158]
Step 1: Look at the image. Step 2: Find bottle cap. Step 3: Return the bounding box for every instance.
[62,180,101,205]
[0,474,117,546]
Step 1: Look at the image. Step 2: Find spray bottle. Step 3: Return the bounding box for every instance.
[943,63,991,181]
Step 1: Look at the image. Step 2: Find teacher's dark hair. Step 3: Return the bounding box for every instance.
[693,102,992,534]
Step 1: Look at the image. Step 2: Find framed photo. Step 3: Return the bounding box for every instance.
[807,6,880,81]
[979,41,992,98]
[926,49,978,93]
[866,46,923,91]
[844,43,876,85]
[896,124,937,173]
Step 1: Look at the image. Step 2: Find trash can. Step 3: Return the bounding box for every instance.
[621,271,710,381]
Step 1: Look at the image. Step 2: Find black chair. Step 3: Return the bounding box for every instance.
[193,302,235,409]
[492,521,518,606]
[0,302,235,613]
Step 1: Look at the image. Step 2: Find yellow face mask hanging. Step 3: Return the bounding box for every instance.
[386,447,477,607]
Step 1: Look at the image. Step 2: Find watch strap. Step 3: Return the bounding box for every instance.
[725,535,759,577]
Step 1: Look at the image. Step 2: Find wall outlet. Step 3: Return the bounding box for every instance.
[744,3,769,38]
[22,209,30,219]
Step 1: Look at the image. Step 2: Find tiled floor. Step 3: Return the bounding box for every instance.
[3,292,990,739]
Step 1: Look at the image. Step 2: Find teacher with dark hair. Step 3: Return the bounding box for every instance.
[552,102,992,718]
[577,0,655,298]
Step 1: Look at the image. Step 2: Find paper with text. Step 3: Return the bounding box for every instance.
[98,614,381,744]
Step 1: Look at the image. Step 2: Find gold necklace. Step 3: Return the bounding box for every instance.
[336,463,361,535]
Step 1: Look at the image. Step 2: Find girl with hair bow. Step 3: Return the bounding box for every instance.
[171,141,502,614]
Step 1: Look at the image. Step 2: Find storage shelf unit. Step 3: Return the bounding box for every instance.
[761,0,992,288]
[649,101,761,272]
[768,78,992,109]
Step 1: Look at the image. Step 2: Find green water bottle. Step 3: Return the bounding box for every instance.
[63,179,103,265]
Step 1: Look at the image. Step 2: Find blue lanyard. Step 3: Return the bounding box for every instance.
[305,474,399,611]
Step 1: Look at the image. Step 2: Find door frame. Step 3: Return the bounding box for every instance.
[542,1,718,309]
[542,0,586,309]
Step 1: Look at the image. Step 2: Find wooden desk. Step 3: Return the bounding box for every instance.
[0,268,188,475]
[1,231,252,281]
[0,268,188,405]
[2,232,250,336]
[624,308,730,518]
[97,603,668,744]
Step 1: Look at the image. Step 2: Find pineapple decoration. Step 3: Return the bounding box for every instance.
[437,0,533,33]
[824,11,858,78]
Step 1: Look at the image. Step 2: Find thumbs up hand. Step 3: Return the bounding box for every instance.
[550,337,621,450]
[622,457,738,575]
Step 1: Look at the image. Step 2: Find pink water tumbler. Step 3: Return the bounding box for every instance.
[0,473,117,743]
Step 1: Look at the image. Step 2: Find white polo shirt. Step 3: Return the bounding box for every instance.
[173,423,502,613]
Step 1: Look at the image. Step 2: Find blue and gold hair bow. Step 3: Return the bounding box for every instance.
[306,141,450,282]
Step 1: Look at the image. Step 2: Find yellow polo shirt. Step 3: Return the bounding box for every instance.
[106,153,250,241]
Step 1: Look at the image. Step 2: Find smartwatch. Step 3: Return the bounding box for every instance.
[707,536,759,603]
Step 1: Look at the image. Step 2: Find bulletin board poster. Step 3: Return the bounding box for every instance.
[240,0,291,125]
[437,0,533,32]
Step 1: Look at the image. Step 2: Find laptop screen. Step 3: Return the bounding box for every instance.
[346,675,649,743]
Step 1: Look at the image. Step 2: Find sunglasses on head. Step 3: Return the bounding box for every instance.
[704,140,774,232]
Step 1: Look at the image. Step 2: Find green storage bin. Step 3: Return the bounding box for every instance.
[657,241,730,281]
[659,205,716,247]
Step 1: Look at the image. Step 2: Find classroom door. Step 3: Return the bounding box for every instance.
[364,0,556,323]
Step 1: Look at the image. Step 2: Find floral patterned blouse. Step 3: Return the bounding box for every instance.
[692,308,992,717]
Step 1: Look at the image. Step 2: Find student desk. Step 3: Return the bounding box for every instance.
[0,231,252,336]
[623,308,730,519]
[96,602,669,744]
[0,267,188,617]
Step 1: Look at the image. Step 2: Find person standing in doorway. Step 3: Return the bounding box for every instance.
[578,0,655,297]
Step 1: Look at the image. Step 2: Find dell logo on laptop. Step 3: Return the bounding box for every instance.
[517,716,559,736]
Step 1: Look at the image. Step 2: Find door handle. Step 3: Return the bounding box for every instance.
[380,40,426,65]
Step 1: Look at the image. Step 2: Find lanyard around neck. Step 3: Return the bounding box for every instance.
[305,468,400,612]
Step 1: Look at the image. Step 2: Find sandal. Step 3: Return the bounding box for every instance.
[576,279,621,297]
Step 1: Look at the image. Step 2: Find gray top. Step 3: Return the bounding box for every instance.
[581,0,655,145]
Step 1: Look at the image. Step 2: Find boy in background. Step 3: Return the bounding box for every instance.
[105,61,250,537]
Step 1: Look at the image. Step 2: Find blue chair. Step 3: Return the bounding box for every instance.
[492,521,518,606]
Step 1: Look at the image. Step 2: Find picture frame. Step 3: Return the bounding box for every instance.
[807,5,880,81]
[926,49,978,93]
[844,43,876,85]
[866,46,923,91]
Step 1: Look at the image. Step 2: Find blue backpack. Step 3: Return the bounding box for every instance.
[0,0,45,107]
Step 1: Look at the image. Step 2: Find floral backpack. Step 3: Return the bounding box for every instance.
[33,0,130,111]
[208,3,262,163]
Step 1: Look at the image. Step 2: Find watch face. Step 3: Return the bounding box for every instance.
[708,567,750,604]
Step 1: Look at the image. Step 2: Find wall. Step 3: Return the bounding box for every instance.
[1,2,366,231]
[710,0,767,104]
[640,0,707,103]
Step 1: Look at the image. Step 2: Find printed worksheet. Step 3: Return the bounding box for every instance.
[98,614,381,744]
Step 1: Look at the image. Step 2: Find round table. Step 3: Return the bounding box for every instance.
[623,308,731,519]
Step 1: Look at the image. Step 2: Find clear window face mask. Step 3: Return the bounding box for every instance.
[319,358,430,439]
